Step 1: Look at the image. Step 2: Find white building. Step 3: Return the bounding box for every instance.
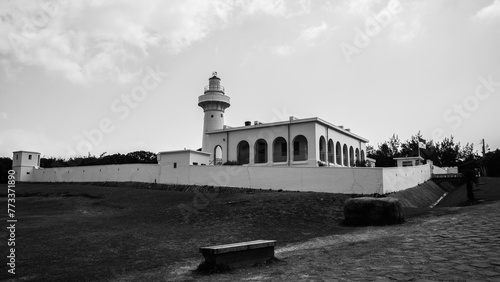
[12,151,41,181]
[199,73,370,167]
[12,73,391,192]
[394,156,424,167]
[157,150,210,168]
[9,74,438,194]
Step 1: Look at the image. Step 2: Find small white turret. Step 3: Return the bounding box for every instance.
[12,151,41,182]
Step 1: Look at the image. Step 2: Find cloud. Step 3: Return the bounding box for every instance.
[346,0,381,16]
[284,0,311,17]
[384,1,422,43]
[240,0,287,16]
[271,45,294,56]
[0,128,92,158]
[0,129,47,157]
[0,58,22,80]
[1,112,7,119]
[0,0,167,84]
[1,0,307,85]
[389,16,421,43]
[326,0,382,17]
[474,0,500,21]
[300,22,328,46]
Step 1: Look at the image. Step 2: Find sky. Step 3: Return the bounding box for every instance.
[0,0,499,159]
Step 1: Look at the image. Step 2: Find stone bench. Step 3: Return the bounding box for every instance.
[199,240,277,268]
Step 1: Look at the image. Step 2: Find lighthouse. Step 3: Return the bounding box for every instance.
[198,72,231,152]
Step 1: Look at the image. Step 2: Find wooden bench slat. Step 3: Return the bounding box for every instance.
[199,240,276,255]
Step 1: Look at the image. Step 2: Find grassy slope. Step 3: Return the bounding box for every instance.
[3,179,498,281]
[0,183,352,281]
[436,177,500,207]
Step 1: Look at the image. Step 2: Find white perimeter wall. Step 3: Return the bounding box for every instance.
[382,164,432,193]
[33,164,160,183]
[159,165,384,194]
[29,163,431,194]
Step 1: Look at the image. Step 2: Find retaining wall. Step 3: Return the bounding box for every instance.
[382,164,432,193]
[159,165,384,194]
[33,164,160,183]
[29,163,431,194]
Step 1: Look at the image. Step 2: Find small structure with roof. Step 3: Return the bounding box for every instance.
[394,156,424,167]
[157,149,210,168]
[12,150,41,181]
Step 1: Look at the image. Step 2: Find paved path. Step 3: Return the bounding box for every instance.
[319,202,500,281]
[186,201,500,281]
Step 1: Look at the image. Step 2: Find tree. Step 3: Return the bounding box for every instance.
[0,157,13,184]
[40,157,67,168]
[400,131,424,157]
[39,150,159,167]
[437,136,461,167]
[355,159,367,167]
[366,144,375,156]
[367,133,402,167]
[482,149,500,177]
[366,132,481,169]
[424,140,439,164]
[126,151,157,163]
[388,134,401,158]
[367,142,395,167]
[458,142,479,167]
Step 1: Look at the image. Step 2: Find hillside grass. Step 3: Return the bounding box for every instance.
[0,183,353,281]
[3,179,498,281]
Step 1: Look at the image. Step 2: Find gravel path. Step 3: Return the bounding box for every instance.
[180,201,500,281]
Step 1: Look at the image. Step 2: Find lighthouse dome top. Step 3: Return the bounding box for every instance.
[210,71,220,79]
[205,71,224,93]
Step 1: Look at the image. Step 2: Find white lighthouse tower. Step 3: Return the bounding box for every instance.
[198,72,231,153]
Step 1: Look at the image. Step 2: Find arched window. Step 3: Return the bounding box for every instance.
[254,139,268,164]
[349,146,354,166]
[336,142,342,165]
[355,148,360,166]
[361,150,365,162]
[273,137,287,163]
[343,144,348,166]
[292,135,308,161]
[214,145,223,165]
[328,139,334,163]
[319,136,326,162]
[237,141,249,164]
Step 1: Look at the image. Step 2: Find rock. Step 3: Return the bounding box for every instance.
[343,197,405,226]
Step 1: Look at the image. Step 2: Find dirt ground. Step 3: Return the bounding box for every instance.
[2,178,499,281]
[157,177,500,281]
[1,183,353,281]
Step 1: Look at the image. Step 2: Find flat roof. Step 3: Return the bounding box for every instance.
[206,117,369,142]
[13,150,41,154]
[158,149,211,156]
[394,156,424,160]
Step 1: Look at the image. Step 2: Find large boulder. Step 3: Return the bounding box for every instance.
[343,197,405,226]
